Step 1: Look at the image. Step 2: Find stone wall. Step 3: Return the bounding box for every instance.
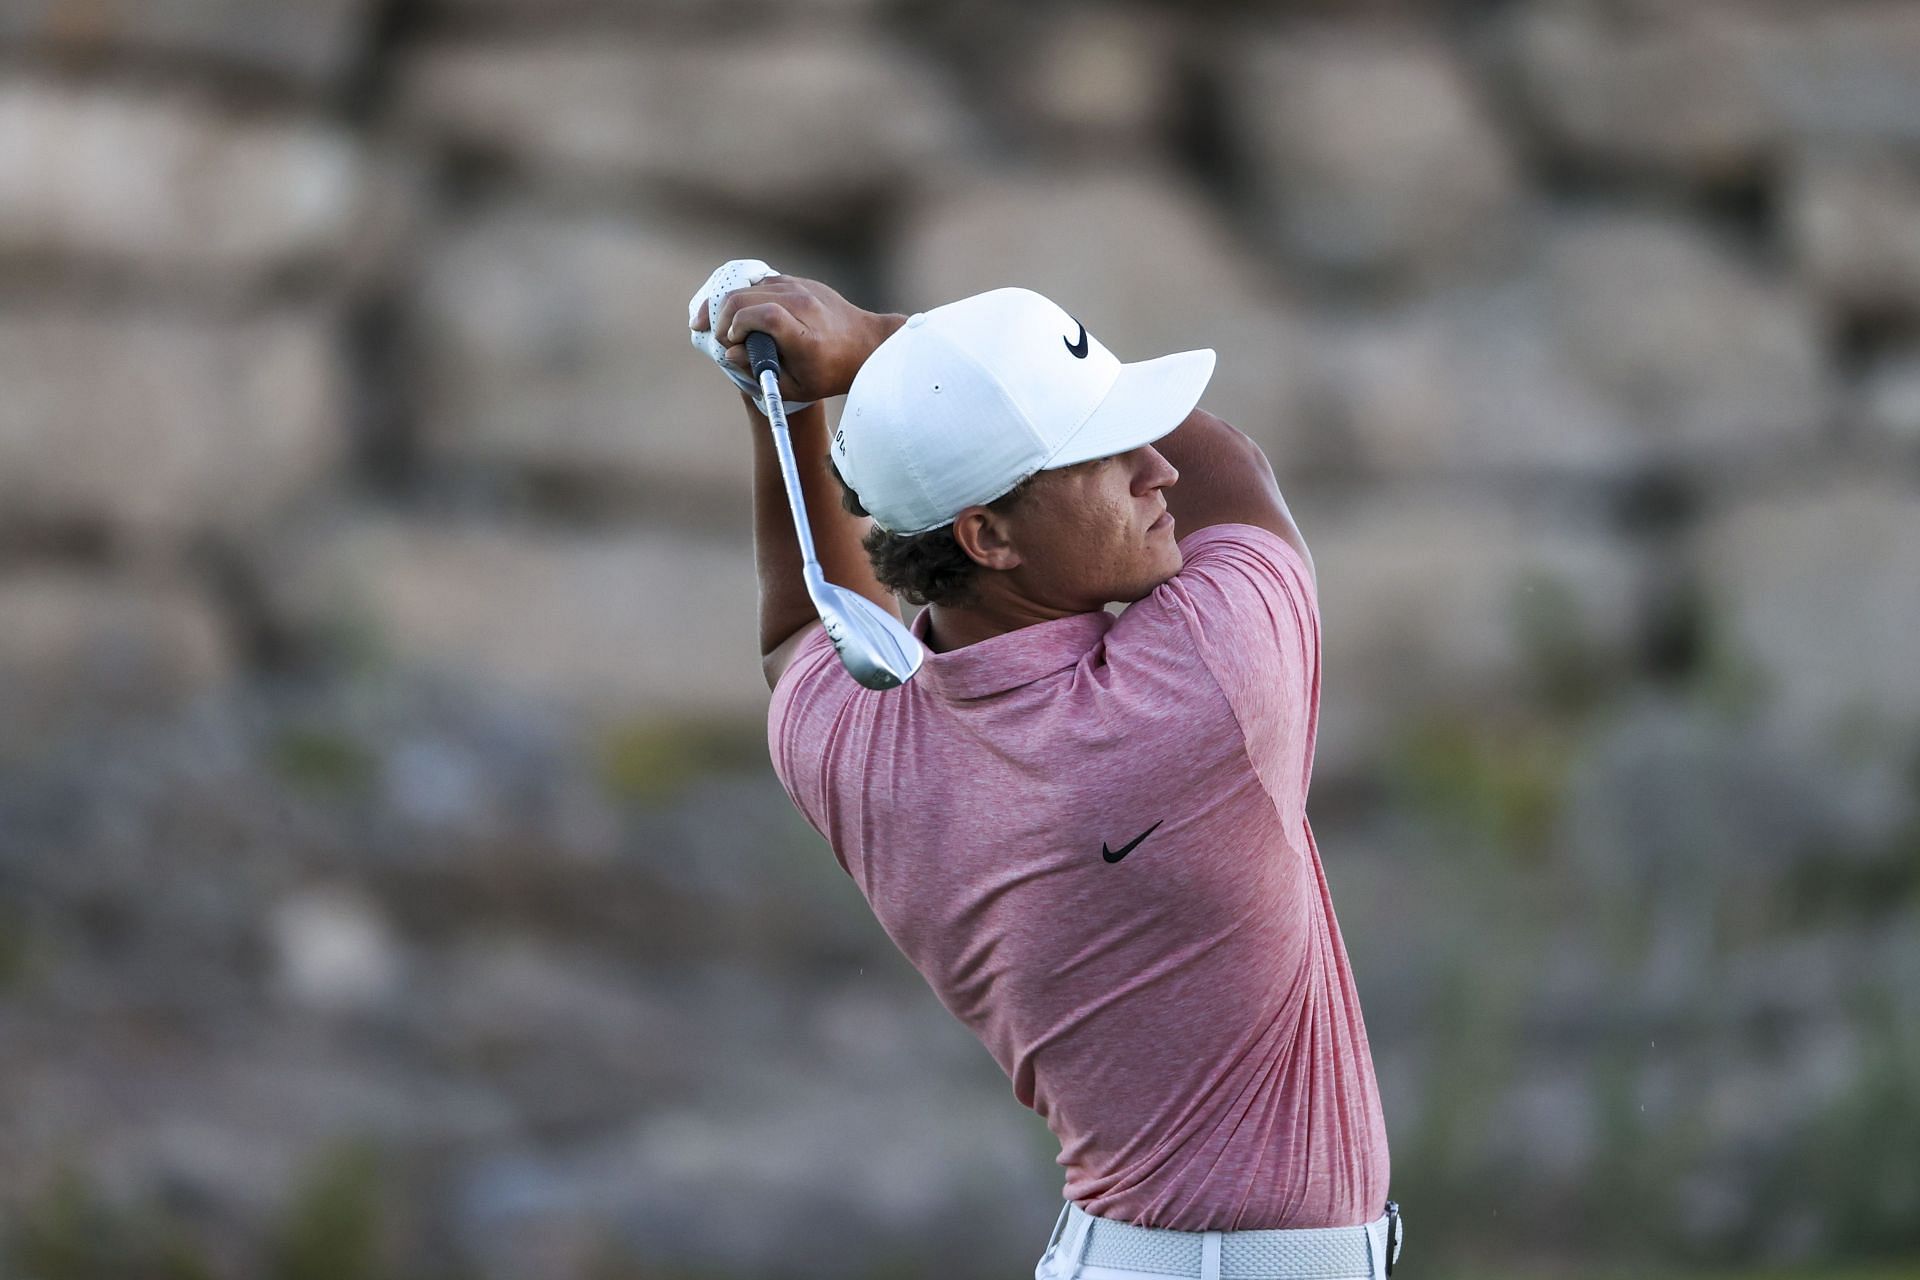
[1,2,1917,1277]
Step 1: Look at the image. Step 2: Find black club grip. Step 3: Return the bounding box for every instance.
[746,331,782,382]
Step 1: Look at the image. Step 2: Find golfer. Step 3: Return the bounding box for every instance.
[690,262,1402,1280]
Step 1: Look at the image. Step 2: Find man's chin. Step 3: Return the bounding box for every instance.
[1118,562,1182,603]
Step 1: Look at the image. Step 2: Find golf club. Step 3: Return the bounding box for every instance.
[747,330,926,691]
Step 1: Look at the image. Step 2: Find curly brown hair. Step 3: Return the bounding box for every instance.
[827,456,1041,607]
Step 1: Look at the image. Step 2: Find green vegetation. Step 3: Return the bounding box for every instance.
[1387,715,1577,864]
[593,717,768,804]
[1380,569,1628,867]
[583,1253,748,1280]
[0,907,33,991]
[1686,594,1773,725]
[2,1143,411,1280]
[3,1166,216,1280]
[1511,572,1618,719]
[268,1139,391,1280]
[268,725,379,795]
[1777,840,1920,930]
[1755,990,1920,1262]
[1385,929,1551,1261]
[1582,1037,1714,1259]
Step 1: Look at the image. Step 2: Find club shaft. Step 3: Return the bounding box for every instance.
[760,369,827,588]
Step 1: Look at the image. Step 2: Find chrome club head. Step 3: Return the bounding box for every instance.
[811,576,926,691]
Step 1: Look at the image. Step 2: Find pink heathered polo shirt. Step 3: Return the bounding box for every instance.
[767,522,1390,1231]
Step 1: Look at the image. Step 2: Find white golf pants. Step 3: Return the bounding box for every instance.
[1033,1199,1400,1280]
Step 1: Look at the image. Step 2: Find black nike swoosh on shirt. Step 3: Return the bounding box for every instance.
[1065,322,1089,359]
[1102,819,1164,863]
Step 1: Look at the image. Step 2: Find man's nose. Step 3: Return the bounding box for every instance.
[1135,446,1178,489]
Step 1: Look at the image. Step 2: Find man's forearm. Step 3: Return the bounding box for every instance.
[748,395,901,656]
[1156,409,1313,577]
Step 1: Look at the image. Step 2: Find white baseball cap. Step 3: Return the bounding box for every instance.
[834,288,1216,535]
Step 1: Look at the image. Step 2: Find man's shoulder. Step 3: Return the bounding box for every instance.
[1173,521,1312,574]
[765,621,831,694]
[1113,520,1321,700]
[768,623,853,732]
[1118,522,1317,628]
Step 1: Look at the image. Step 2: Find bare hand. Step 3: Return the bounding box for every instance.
[693,276,904,404]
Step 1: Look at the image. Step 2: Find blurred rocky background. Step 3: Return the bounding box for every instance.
[0,0,1917,1277]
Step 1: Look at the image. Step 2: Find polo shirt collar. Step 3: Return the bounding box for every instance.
[910,606,1115,700]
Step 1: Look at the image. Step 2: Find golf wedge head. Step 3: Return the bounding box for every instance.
[813,580,926,690]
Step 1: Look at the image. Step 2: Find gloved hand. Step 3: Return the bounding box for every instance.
[688,258,816,417]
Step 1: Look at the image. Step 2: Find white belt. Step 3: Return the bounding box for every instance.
[1036,1199,1403,1280]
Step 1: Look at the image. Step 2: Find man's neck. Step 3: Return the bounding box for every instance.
[923,594,1091,653]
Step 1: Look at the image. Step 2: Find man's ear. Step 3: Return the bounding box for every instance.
[952,506,1023,571]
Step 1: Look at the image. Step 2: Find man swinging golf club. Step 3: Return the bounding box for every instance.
[690,261,1402,1280]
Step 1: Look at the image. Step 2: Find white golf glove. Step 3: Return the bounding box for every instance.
[688,258,815,417]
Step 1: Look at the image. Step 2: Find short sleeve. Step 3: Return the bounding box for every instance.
[766,623,846,843]
[1147,523,1321,826]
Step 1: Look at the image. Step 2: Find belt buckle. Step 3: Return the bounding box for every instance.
[1383,1200,1402,1276]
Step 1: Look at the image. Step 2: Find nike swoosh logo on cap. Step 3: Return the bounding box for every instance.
[1065,322,1089,359]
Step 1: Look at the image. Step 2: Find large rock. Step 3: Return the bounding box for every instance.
[1694,477,1920,746]
[1503,2,1777,181]
[894,168,1316,465]
[1556,695,1914,995]
[1232,31,1522,280]
[0,568,234,761]
[60,1027,513,1224]
[0,306,346,542]
[1504,2,1920,181]
[1857,348,1920,448]
[0,0,375,88]
[0,81,364,283]
[451,976,1056,1280]
[400,36,965,214]
[997,4,1183,155]
[420,0,887,20]
[1752,2,1920,147]
[1302,279,1644,480]
[1542,213,1830,466]
[410,207,817,497]
[1292,489,1644,781]
[267,885,406,1015]
[391,939,705,1145]
[261,511,774,726]
[1788,148,1920,321]
[1300,214,1830,479]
